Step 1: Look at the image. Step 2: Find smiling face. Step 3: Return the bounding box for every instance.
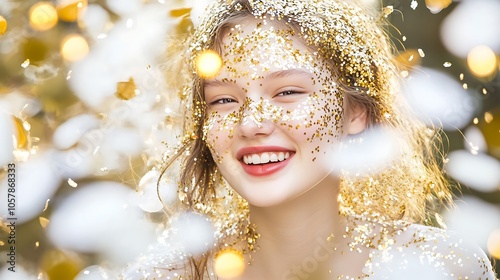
[202,17,348,207]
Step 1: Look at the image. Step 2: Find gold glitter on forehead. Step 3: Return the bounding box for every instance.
[189,0,395,99]
[221,24,321,78]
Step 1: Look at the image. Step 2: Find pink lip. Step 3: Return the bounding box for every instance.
[236,146,295,177]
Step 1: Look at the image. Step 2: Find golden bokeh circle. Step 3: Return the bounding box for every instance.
[214,249,245,279]
[195,50,223,78]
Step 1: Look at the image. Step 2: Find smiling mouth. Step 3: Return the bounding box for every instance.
[242,152,292,165]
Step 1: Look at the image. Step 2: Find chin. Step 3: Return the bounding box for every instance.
[227,180,305,208]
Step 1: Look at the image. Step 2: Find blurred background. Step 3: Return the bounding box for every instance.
[0,0,499,279]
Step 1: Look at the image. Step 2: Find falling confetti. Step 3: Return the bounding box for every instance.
[68,178,78,188]
[39,217,50,228]
[411,0,418,10]
[443,62,452,67]
[116,77,138,100]
[21,59,30,68]
[418,48,425,57]
[43,199,51,212]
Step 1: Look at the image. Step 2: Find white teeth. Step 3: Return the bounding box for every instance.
[252,154,261,164]
[261,153,270,163]
[270,153,278,162]
[242,151,291,165]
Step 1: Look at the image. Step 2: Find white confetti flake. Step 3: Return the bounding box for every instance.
[21,59,30,68]
[411,0,418,10]
[68,178,78,188]
[418,48,425,57]
[443,62,452,67]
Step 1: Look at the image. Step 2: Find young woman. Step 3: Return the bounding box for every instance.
[122,0,496,279]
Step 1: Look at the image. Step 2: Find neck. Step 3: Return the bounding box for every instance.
[246,178,343,279]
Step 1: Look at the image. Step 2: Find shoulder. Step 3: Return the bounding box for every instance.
[365,223,497,279]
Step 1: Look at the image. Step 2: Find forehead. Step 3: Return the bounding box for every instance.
[218,17,325,80]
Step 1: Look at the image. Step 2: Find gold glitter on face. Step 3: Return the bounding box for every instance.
[203,19,344,154]
[201,18,345,207]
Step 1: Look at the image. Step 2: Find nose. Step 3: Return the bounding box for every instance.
[237,98,275,138]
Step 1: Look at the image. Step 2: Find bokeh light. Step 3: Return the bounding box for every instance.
[0,154,61,223]
[425,0,451,14]
[0,15,7,35]
[401,67,476,130]
[60,34,89,62]
[74,265,117,280]
[487,229,500,260]
[47,181,156,264]
[214,249,246,279]
[195,50,223,78]
[40,250,82,280]
[29,2,59,32]
[467,45,498,78]
[446,150,500,193]
[137,170,177,213]
[440,0,500,58]
[169,212,215,256]
[444,196,500,250]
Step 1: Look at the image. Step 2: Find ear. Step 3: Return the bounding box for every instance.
[346,104,368,135]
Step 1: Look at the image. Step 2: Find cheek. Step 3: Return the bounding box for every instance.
[203,111,236,163]
[288,91,343,146]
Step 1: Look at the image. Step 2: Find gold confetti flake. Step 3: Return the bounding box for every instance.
[12,116,30,149]
[382,6,394,18]
[39,217,50,228]
[473,117,479,124]
[35,241,40,247]
[116,77,138,100]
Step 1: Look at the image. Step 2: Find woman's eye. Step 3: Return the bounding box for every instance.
[276,90,301,97]
[210,98,236,105]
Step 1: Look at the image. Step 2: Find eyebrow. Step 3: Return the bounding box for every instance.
[204,79,233,88]
[265,69,312,80]
[204,69,312,88]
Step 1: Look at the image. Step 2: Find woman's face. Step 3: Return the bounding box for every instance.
[202,18,346,207]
